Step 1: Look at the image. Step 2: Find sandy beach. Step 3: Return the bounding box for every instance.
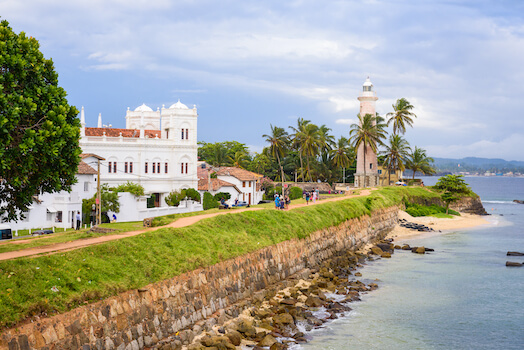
[387,210,492,241]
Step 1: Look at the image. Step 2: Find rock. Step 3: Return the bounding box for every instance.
[380,252,391,258]
[401,244,411,250]
[376,243,393,252]
[272,313,294,325]
[258,334,278,347]
[513,199,524,204]
[270,342,285,350]
[226,331,242,346]
[305,296,323,308]
[370,246,384,255]
[507,251,524,256]
[506,261,523,267]
[412,246,426,254]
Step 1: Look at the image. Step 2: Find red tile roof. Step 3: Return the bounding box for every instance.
[215,167,263,181]
[85,127,161,138]
[77,161,97,175]
[198,178,240,192]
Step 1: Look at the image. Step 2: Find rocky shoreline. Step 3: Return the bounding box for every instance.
[150,237,431,350]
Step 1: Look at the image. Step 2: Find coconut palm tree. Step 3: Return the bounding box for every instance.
[228,151,249,169]
[263,125,289,189]
[349,114,387,187]
[300,123,322,182]
[382,135,411,185]
[289,118,310,181]
[387,98,417,135]
[330,136,355,183]
[406,146,436,180]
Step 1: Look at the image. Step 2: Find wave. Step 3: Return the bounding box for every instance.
[482,200,517,204]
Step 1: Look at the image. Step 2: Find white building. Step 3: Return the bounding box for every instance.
[79,100,199,207]
[5,156,99,231]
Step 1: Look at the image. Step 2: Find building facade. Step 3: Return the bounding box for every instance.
[79,100,199,207]
[354,77,380,188]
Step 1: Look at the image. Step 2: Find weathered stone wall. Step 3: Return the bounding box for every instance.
[1,206,400,350]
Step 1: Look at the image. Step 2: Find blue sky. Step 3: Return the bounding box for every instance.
[2,0,524,160]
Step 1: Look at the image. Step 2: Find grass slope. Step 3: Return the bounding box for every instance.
[0,188,437,329]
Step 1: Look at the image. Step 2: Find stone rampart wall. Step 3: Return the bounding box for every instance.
[1,206,400,350]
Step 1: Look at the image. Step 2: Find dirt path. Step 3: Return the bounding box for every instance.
[0,189,373,261]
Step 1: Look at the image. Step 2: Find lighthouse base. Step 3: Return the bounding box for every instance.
[354,173,380,188]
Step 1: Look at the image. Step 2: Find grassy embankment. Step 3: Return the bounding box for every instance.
[0,187,440,329]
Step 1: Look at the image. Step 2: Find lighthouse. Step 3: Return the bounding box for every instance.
[355,77,379,188]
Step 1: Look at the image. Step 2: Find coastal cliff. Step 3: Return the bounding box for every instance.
[407,195,488,215]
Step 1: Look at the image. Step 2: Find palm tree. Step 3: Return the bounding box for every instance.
[263,124,289,189]
[228,151,249,169]
[406,146,435,180]
[387,98,416,135]
[349,114,387,187]
[330,136,355,183]
[382,135,411,185]
[300,123,322,182]
[289,118,310,181]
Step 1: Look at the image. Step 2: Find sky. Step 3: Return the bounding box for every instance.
[2,0,524,161]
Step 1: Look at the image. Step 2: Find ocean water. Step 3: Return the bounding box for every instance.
[293,176,524,350]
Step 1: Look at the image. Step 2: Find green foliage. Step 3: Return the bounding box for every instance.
[405,202,459,217]
[184,188,201,202]
[114,182,145,197]
[434,175,471,194]
[203,192,219,210]
[165,190,185,207]
[198,141,250,167]
[213,192,231,201]
[289,186,303,200]
[0,20,81,221]
[82,184,120,223]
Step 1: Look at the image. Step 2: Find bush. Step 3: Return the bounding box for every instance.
[114,182,145,197]
[185,188,201,202]
[289,186,303,200]
[203,192,219,210]
[405,202,459,217]
[214,192,231,201]
[265,186,282,199]
[165,191,184,207]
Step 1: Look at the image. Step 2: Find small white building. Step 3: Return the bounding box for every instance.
[5,156,99,231]
[79,100,199,207]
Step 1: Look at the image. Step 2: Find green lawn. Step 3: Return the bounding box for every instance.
[0,187,447,329]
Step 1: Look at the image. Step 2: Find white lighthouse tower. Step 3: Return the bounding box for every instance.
[354,77,379,188]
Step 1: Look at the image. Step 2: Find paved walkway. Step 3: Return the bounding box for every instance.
[0,189,372,261]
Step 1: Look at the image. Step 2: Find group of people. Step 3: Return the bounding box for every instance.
[304,188,320,205]
[274,194,290,210]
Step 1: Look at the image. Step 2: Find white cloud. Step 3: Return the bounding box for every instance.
[335,119,357,125]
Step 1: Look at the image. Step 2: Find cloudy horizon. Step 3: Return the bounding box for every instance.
[2,0,524,161]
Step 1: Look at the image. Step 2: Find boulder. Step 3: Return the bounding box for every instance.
[272,313,294,325]
[226,331,242,346]
[401,244,411,250]
[305,296,323,308]
[258,334,278,347]
[270,342,286,350]
[370,246,384,255]
[506,261,523,267]
[380,252,391,258]
[412,246,426,254]
[507,251,524,256]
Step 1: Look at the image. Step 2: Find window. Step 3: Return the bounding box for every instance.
[185,162,188,174]
[113,162,117,173]
[84,182,89,192]
[145,162,148,174]
[165,129,169,139]
[378,169,382,175]
[125,162,128,173]
[130,162,133,173]
[242,181,246,188]
[165,162,168,173]
[369,163,373,170]
[248,181,251,187]
[181,129,184,139]
[181,163,184,173]
[152,162,156,173]
[181,162,189,174]
[185,128,189,140]
[157,162,160,173]
[108,162,112,173]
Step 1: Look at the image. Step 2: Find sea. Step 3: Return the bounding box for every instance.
[292,176,524,350]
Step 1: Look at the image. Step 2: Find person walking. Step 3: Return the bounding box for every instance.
[75,211,81,230]
[305,191,310,205]
[275,194,280,209]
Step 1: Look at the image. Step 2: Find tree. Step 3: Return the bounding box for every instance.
[406,147,435,180]
[330,136,355,183]
[228,151,249,169]
[82,184,119,223]
[203,192,219,210]
[289,118,310,181]
[349,114,387,187]
[434,175,471,214]
[298,123,322,182]
[165,190,185,207]
[387,98,416,135]
[263,124,289,189]
[382,135,411,186]
[0,20,81,221]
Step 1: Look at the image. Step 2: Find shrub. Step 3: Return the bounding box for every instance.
[214,192,231,201]
[203,192,219,210]
[405,202,459,217]
[289,186,303,200]
[185,188,201,202]
[114,182,145,197]
[165,191,184,207]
